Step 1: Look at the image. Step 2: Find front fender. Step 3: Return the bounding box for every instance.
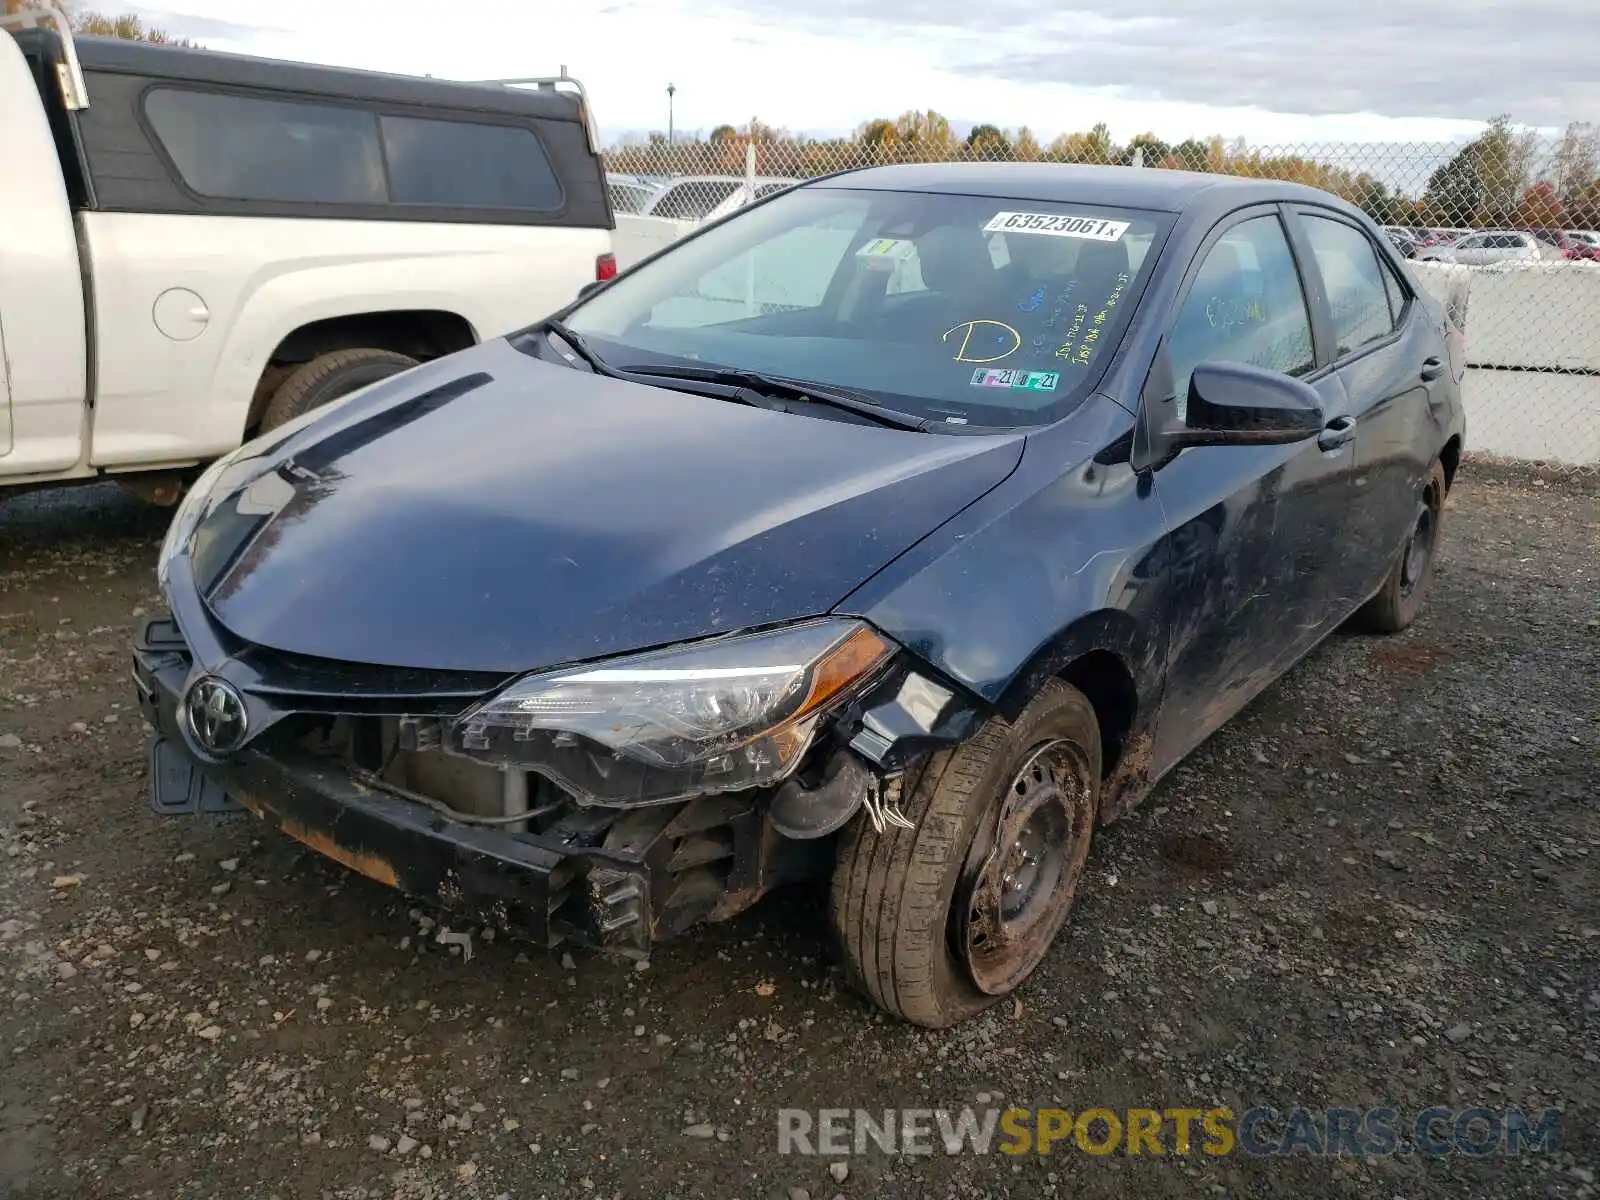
[835,396,1172,819]
[838,396,1168,711]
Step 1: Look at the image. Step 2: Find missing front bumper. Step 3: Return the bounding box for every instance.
[132,621,828,956]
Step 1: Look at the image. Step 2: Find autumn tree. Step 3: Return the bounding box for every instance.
[74,11,191,43]
[964,123,1010,160]
[1424,115,1538,225]
[1012,126,1043,161]
[1123,132,1170,166]
[1516,181,1563,229]
[1550,121,1598,207]
[2,0,190,44]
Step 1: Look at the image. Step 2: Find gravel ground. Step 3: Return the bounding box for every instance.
[1,466,1596,1200]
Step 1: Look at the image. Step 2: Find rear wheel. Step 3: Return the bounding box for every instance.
[829,680,1099,1028]
[1353,459,1448,633]
[258,348,418,433]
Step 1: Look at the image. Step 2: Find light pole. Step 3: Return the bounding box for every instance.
[666,83,675,143]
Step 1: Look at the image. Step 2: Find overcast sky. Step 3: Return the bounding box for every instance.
[100,0,1594,148]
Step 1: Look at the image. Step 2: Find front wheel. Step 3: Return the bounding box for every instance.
[1352,458,1448,634]
[830,680,1100,1028]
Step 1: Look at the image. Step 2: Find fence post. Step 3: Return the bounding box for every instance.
[744,143,758,314]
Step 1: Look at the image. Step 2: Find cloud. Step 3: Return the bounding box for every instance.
[80,0,1550,148]
[124,7,281,41]
[724,0,1600,127]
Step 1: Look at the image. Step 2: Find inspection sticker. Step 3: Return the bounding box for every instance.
[855,237,918,264]
[983,212,1129,241]
[970,368,1059,392]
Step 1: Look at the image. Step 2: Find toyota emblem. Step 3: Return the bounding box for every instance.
[182,676,249,757]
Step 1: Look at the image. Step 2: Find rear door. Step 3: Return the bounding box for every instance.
[1286,205,1438,610]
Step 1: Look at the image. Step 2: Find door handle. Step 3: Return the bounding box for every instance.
[1420,355,1445,381]
[1318,415,1356,452]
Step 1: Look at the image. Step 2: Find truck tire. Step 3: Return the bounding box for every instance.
[258,348,418,433]
[830,679,1100,1028]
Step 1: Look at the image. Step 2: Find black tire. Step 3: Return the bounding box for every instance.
[1352,459,1448,634]
[257,348,418,433]
[830,680,1100,1028]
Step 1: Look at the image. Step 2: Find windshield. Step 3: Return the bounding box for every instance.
[564,186,1172,427]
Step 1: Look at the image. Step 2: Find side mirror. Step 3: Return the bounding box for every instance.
[1134,354,1323,470]
[1173,361,1325,449]
[576,280,605,301]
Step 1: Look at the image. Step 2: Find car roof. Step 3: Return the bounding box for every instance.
[809,162,1351,216]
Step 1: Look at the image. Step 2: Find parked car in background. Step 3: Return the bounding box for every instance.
[1386,224,1433,246]
[606,172,663,215]
[1384,228,1420,258]
[1,2,614,498]
[1564,230,1600,260]
[1415,230,1552,266]
[636,174,800,223]
[701,176,800,222]
[1525,228,1587,258]
[139,162,1464,1028]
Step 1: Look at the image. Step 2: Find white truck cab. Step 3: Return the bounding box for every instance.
[1,4,616,497]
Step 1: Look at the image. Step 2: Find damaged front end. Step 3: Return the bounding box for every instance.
[133,612,985,960]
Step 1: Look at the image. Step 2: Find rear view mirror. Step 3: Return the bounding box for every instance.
[1172,361,1324,449]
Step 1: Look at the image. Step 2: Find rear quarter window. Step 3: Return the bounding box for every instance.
[380,115,562,210]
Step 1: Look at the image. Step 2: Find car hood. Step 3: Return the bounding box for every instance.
[191,338,1023,673]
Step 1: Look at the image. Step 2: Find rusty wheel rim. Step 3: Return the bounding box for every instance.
[955,738,1092,997]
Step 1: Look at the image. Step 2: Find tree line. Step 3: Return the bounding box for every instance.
[2,0,192,44]
[607,113,1600,230]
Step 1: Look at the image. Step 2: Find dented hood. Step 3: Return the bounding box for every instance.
[189,338,1023,673]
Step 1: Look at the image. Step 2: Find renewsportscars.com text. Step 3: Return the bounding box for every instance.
[777,1106,1562,1158]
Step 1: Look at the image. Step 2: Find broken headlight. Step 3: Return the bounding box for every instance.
[448,619,896,806]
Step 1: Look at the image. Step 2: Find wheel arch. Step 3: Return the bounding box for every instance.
[1439,434,1462,492]
[245,309,479,434]
[992,609,1162,785]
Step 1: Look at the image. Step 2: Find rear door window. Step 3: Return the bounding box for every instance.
[380,115,562,209]
[144,88,385,204]
[1299,214,1397,356]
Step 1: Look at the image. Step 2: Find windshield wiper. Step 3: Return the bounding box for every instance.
[540,319,620,377]
[534,322,784,413]
[619,364,929,431]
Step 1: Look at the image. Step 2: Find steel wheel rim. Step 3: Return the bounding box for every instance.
[955,738,1091,996]
[1401,486,1440,596]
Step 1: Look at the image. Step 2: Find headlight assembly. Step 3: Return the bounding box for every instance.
[156,447,243,592]
[449,619,896,806]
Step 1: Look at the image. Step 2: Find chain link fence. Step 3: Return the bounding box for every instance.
[603,122,1600,468]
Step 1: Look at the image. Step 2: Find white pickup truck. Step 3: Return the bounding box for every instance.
[1,4,616,498]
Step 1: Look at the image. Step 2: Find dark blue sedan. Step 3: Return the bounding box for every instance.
[136,164,1466,1027]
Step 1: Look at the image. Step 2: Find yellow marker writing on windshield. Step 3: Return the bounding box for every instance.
[944,319,1022,363]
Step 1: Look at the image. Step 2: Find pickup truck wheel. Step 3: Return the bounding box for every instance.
[258,348,418,432]
[1352,459,1447,634]
[829,680,1099,1028]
